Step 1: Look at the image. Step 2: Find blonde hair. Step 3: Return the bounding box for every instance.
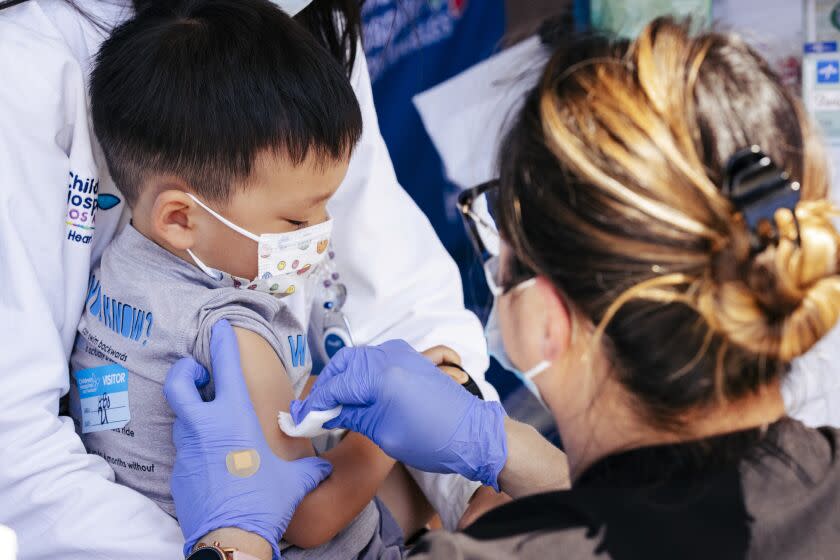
[497,18,840,426]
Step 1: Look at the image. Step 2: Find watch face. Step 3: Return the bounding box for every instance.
[189,548,225,560]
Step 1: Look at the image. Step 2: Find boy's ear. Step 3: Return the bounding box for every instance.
[151,189,199,251]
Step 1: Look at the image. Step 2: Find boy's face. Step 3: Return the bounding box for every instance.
[189,150,350,280]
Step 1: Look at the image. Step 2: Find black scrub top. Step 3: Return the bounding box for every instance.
[411,418,840,559]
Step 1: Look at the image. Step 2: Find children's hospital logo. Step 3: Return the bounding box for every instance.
[66,170,122,245]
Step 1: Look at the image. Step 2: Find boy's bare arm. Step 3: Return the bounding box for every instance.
[288,431,396,547]
[233,328,395,549]
[233,328,313,461]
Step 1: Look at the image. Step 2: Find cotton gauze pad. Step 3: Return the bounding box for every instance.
[277,406,342,438]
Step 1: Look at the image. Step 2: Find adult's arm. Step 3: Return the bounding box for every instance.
[291,341,569,498]
[0,8,183,558]
[498,418,569,498]
[329,40,497,400]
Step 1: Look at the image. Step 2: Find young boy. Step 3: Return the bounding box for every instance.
[67,1,426,557]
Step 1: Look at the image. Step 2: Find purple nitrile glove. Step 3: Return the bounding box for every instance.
[290,340,508,490]
[164,319,332,559]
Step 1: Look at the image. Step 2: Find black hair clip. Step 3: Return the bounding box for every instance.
[722,145,801,252]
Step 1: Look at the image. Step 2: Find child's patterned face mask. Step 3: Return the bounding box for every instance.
[186,194,333,298]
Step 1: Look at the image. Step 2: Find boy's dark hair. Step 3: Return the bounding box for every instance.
[90,0,363,206]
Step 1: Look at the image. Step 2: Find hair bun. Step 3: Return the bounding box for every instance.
[705,201,840,362]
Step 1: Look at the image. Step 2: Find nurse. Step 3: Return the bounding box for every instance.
[0,0,491,558]
[167,19,840,558]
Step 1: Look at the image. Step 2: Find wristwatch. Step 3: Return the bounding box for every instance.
[186,541,263,560]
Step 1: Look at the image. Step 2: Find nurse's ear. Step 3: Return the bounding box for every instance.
[148,187,202,251]
[534,276,572,363]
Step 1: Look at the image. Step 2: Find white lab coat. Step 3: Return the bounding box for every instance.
[0,1,492,558]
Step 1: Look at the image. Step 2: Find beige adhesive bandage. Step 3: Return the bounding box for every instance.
[225,449,261,478]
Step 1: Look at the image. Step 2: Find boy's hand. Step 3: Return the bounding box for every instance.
[422,345,469,385]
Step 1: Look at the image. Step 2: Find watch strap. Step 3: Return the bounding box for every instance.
[442,362,485,400]
[190,541,264,560]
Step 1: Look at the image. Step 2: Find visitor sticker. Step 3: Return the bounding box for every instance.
[75,364,131,433]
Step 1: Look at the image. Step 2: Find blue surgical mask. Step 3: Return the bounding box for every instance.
[484,279,551,406]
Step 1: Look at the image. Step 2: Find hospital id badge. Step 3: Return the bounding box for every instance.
[75,364,131,433]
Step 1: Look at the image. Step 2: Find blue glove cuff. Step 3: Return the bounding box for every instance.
[473,401,508,491]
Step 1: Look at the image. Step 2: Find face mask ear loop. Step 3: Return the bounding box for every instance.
[513,277,538,293]
[512,277,551,381]
[186,249,223,281]
[522,360,551,381]
[187,193,261,243]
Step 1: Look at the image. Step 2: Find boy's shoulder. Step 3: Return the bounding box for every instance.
[77,225,223,373]
[91,224,223,336]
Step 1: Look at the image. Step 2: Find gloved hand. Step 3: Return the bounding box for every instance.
[290,340,508,490]
[164,319,332,559]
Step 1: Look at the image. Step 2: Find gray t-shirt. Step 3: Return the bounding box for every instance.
[68,224,379,559]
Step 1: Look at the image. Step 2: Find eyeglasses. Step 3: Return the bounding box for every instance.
[458,179,534,296]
